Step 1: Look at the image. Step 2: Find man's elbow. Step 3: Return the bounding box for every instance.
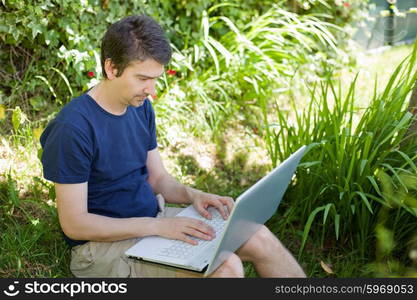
[147,173,166,194]
[61,223,85,241]
[59,214,90,241]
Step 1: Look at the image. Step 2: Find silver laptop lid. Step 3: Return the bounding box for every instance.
[204,145,307,276]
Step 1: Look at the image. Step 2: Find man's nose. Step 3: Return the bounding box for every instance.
[143,79,156,96]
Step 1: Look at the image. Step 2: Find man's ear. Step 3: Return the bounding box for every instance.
[104,59,118,79]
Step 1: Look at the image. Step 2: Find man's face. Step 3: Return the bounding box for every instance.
[111,58,164,107]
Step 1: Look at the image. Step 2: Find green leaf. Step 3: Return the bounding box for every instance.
[334,213,340,240]
[359,159,368,176]
[202,10,209,42]
[51,67,73,97]
[323,203,333,225]
[203,40,219,75]
[35,75,57,98]
[299,205,326,256]
[298,161,321,168]
[367,175,383,196]
[27,21,43,39]
[355,191,373,214]
[382,163,408,193]
[395,150,417,173]
[11,106,25,132]
[208,36,232,67]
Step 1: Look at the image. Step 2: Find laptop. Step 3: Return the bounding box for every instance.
[125,145,307,276]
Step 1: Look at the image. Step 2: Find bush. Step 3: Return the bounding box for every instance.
[262,39,417,266]
[154,5,345,144]
[0,0,151,117]
[0,0,365,138]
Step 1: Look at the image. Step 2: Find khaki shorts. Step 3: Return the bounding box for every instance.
[70,195,205,278]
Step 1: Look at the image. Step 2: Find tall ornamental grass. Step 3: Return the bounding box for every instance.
[262,40,417,261]
[154,5,343,143]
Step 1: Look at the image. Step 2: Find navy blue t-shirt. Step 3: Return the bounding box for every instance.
[40,93,159,247]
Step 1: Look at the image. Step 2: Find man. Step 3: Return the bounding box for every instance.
[40,15,305,278]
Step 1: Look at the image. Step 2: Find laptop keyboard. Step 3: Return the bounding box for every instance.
[158,207,226,260]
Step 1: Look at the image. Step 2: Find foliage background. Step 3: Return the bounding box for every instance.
[0,0,366,125]
[1,0,416,277]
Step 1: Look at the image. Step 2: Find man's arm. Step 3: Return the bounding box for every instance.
[146,149,201,205]
[55,182,215,244]
[146,148,234,220]
[55,182,160,242]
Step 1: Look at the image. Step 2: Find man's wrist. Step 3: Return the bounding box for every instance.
[133,217,162,237]
[184,186,203,205]
[150,217,164,236]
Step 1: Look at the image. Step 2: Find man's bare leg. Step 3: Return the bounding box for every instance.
[208,253,244,278]
[236,225,306,277]
[176,253,244,278]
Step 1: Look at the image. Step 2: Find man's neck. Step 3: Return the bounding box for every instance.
[87,81,127,115]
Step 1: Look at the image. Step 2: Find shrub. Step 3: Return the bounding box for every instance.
[0,0,361,139]
[261,39,417,264]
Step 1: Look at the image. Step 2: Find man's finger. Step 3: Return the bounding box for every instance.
[195,204,212,220]
[181,233,198,245]
[189,219,215,237]
[185,227,214,241]
[220,196,234,215]
[209,199,228,220]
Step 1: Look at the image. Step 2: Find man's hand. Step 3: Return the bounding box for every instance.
[146,148,235,220]
[191,192,234,220]
[155,217,216,245]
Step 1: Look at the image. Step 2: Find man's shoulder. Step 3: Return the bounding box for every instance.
[59,93,89,114]
[44,94,95,138]
[40,95,95,148]
[54,94,92,125]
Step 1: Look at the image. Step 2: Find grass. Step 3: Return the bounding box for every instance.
[0,43,416,278]
[154,6,344,143]
[260,40,417,276]
[340,44,416,108]
[0,172,71,277]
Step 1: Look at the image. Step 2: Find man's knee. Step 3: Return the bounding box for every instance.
[210,253,244,278]
[238,225,284,261]
[255,225,278,243]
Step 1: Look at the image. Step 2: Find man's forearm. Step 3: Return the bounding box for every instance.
[62,213,159,242]
[152,173,203,205]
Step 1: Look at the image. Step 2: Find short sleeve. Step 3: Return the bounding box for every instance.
[146,100,158,151]
[40,122,93,183]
